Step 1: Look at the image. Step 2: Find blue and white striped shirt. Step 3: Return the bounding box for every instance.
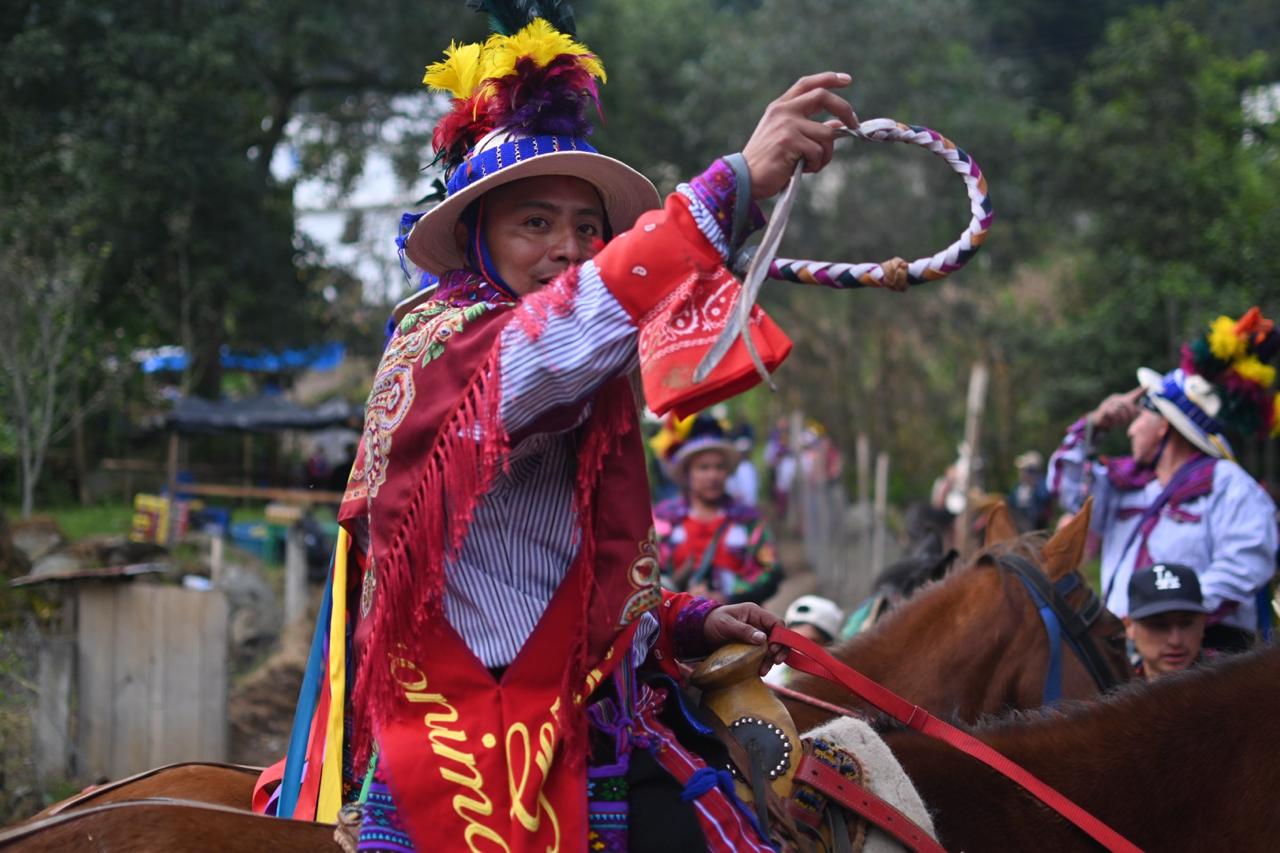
[442,183,730,667]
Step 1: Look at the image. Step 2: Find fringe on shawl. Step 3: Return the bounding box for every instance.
[557,376,643,770]
[350,344,508,766]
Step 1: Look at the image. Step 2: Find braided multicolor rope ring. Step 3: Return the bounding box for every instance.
[771,119,992,289]
[694,117,991,386]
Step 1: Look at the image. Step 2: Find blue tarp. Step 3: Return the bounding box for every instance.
[165,394,361,434]
[137,343,345,374]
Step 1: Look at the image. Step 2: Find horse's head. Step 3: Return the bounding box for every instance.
[785,500,1132,732]
[978,499,1133,708]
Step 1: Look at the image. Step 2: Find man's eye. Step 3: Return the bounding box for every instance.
[526,217,549,228]
[578,223,600,237]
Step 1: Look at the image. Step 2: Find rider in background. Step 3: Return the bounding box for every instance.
[1008,450,1053,531]
[655,415,783,605]
[1048,308,1279,653]
[764,594,845,687]
[1125,562,1209,680]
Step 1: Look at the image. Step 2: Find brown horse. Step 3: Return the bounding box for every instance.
[24,763,261,823]
[0,798,338,852]
[785,501,1133,732]
[886,644,1280,851]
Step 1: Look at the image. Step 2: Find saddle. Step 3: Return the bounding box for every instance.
[690,644,941,853]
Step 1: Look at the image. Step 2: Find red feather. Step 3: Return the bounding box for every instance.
[432,95,494,170]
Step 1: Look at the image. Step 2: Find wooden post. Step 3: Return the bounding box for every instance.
[871,452,889,577]
[856,433,872,578]
[165,432,180,546]
[33,636,75,786]
[284,523,307,626]
[242,433,253,497]
[855,434,870,511]
[209,535,225,588]
[958,363,990,557]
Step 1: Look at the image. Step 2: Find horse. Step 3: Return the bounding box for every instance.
[0,798,338,852]
[884,644,1280,851]
[22,763,261,823]
[784,500,1134,732]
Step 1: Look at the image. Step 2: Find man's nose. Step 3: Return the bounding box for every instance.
[549,225,583,264]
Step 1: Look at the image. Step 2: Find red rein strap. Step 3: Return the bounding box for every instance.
[770,626,1144,853]
[768,682,865,720]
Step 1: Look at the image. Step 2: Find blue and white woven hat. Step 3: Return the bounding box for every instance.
[1136,366,1234,460]
[401,13,659,276]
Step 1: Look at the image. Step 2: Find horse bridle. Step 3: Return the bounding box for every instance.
[998,554,1126,699]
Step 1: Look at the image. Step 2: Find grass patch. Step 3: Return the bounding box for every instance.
[5,502,135,541]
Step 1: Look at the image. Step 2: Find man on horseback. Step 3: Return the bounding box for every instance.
[1049,309,1279,653]
[267,6,865,850]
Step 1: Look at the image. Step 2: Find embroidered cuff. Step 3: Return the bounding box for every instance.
[673,596,720,660]
[678,158,766,262]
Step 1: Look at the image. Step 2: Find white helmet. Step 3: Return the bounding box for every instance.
[784,595,845,642]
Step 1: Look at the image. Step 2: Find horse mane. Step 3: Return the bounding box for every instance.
[977,644,1279,739]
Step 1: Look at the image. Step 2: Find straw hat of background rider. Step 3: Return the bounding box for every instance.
[394,15,660,307]
[1133,307,1280,463]
[666,415,741,487]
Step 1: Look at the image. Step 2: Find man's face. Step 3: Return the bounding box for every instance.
[1127,401,1169,465]
[1124,610,1206,679]
[469,175,605,296]
[687,451,730,504]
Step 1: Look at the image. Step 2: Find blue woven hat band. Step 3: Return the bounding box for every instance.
[1159,372,1223,435]
[446,135,598,197]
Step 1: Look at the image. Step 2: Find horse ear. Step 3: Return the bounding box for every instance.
[929,548,959,582]
[1040,498,1093,581]
[983,502,1019,547]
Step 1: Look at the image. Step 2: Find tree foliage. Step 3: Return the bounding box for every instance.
[1,0,1278,509]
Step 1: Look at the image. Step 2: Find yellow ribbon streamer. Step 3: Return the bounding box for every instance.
[317,527,350,822]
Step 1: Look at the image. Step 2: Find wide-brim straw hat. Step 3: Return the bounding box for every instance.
[1137,366,1235,460]
[670,435,741,484]
[404,129,660,275]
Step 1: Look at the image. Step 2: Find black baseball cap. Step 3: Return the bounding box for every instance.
[1128,563,1208,620]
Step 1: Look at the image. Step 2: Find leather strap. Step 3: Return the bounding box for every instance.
[770,626,1144,853]
[1001,554,1123,692]
[794,754,945,853]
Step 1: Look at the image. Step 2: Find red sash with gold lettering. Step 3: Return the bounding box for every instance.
[340,287,662,850]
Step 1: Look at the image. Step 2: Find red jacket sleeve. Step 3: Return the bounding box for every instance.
[594,193,792,419]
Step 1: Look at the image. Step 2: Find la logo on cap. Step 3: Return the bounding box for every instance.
[1153,565,1182,591]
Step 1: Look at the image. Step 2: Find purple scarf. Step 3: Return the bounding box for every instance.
[1103,454,1216,602]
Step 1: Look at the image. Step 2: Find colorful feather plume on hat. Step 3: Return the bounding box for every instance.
[1181,306,1280,438]
[423,3,606,176]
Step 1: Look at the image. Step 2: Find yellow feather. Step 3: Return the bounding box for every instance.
[483,18,605,82]
[423,41,488,99]
[1208,315,1245,361]
[1234,356,1276,389]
